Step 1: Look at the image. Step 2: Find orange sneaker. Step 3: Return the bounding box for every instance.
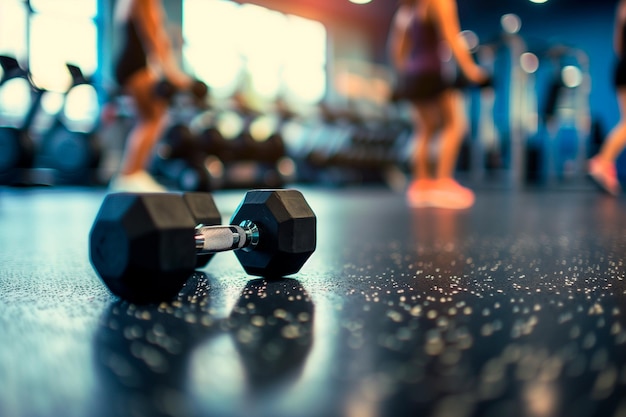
[588,157,621,196]
[429,178,475,209]
[406,178,435,208]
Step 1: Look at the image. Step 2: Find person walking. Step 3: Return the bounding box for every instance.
[388,0,487,208]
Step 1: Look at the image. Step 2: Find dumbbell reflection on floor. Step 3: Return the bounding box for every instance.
[89,189,317,303]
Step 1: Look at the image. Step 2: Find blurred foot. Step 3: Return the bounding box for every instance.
[109,170,167,193]
[406,178,434,208]
[429,178,475,209]
[588,157,621,196]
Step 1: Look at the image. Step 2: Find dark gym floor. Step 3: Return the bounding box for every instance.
[1,183,626,417]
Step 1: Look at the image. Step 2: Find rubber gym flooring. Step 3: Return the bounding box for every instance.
[1,184,625,417]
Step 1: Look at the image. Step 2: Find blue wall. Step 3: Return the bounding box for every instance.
[458,2,619,164]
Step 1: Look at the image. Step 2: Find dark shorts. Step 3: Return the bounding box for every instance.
[392,71,449,103]
[614,58,626,87]
[114,20,148,88]
[114,56,146,88]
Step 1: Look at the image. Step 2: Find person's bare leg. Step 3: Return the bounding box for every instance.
[119,70,169,176]
[112,69,169,192]
[406,101,439,207]
[411,101,439,180]
[426,89,474,209]
[598,89,626,163]
[588,88,626,195]
[436,89,467,180]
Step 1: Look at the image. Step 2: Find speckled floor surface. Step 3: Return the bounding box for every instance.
[1,185,625,417]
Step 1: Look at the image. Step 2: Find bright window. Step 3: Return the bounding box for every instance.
[0,0,98,92]
[282,14,327,104]
[183,0,243,99]
[0,0,28,64]
[30,13,97,92]
[29,2,98,92]
[183,0,327,106]
[30,0,97,19]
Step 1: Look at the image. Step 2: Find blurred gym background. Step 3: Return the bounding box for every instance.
[0,0,619,191]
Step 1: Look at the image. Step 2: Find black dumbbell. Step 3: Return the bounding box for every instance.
[154,79,208,102]
[89,189,316,303]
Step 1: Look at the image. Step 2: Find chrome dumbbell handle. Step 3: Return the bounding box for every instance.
[194,220,259,254]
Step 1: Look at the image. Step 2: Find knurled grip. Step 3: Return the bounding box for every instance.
[195,225,246,253]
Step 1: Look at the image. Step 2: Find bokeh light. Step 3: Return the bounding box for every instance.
[460,30,480,52]
[501,13,522,34]
[0,77,32,124]
[520,52,540,74]
[562,65,583,88]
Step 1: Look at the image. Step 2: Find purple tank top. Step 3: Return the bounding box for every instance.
[405,14,441,75]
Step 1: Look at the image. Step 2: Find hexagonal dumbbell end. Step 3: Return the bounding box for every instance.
[89,193,197,303]
[230,189,316,277]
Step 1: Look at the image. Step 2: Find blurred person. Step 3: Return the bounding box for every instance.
[388,0,487,209]
[110,0,193,192]
[588,0,626,196]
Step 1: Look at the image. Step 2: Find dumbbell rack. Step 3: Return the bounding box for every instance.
[183,105,294,191]
[283,104,414,188]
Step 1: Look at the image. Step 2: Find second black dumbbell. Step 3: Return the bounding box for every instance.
[89,189,316,302]
[153,78,209,103]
